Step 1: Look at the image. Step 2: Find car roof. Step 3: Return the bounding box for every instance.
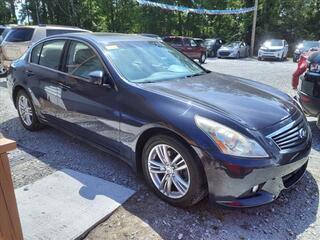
[9,25,88,31]
[46,32,160,44]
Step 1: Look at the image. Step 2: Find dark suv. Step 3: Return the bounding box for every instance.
[163,36,207,63]
[204,38,223,57]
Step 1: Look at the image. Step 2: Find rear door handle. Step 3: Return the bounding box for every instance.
[26,70,34,77]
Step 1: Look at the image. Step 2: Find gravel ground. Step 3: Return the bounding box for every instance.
[1,58,320,240]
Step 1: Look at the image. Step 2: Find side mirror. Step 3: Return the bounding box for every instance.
[88,70,104,85]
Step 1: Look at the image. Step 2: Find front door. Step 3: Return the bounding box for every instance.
[54,40,120,153]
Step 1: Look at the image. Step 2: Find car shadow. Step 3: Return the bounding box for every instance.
[0,117,319,239]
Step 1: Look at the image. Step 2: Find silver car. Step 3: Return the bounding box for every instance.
[0,25,90,71]
[217,41,249,59]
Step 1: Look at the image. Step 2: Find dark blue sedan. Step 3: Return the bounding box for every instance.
[7,33,312,207]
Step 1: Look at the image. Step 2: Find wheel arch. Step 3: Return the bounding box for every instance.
[12,85,27,108]
[135,127,207,186]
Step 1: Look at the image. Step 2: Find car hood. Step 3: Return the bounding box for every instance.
[260,46,284,51]
[140,72,296,130]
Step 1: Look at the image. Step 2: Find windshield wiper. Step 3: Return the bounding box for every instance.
[185,72,206,78]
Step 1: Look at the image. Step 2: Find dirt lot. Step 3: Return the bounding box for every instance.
[1,58,319,240]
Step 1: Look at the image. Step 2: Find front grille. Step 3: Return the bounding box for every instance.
[219,51,230,56]
[264,49,279,52]
[270,117,307,150]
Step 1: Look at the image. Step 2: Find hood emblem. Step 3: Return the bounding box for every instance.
[298,128,307,139]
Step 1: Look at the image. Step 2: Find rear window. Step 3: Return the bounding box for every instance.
[46,29,83,36]
[163,38,183,46]
[5,28,34,42]
[0,28,4,35]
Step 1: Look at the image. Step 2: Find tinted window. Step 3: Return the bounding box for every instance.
[66,41,104,79]
[31,43,43,64]
[163,38,183,46]
[39,40,65,70]
[46,29,83,37]
[0,28,4,35]
[5,28,34,42]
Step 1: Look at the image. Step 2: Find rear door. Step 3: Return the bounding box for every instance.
[54,40,120,153]
[27,39,67,121]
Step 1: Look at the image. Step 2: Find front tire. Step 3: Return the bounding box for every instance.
[16,90,43,131]
[142,135,207,207]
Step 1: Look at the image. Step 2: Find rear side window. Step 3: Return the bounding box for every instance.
[0,28,4,35]
[30,43,43,64]
[39,40,66,70]
[5,28,34,42]
[46,29,83,37]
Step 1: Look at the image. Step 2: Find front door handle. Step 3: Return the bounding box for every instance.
[57,81,71,90]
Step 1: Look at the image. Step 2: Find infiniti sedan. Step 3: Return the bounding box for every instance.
[7,33,311,208]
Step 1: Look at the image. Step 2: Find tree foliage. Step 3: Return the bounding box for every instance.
[1,0,320,47]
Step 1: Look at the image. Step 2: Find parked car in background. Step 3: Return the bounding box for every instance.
[0,25,90,71]
[140,33,162,40]
[163,36,207,63]
[7,32,311,208]
[258,39,289,61]
[217,41,249,59]
[204,38,223,57]
[0,25,13,77]
[293,40,320,62]
[293,50,320,126]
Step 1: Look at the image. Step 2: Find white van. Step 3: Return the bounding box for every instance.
[0,25,90,71]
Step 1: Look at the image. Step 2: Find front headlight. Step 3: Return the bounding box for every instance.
[195,115,269,158]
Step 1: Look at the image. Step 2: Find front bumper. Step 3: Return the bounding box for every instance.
[258,50,283,59]
[217,51,237,58]
[193,113,312,207]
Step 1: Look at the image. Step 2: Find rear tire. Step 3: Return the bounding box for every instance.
[16,90,43,131]
[142,134,207,208]
[199,53,206,64]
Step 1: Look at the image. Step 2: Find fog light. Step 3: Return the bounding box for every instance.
[252,185,259,193]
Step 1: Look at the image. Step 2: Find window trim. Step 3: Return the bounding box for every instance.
[28,37,117,90]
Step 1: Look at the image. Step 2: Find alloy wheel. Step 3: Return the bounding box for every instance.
[18,95,33,126]
[147,144,190,199]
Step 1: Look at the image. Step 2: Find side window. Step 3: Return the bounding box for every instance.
[30,43,43,64]
[184,39,191,46]
[39,40,66,70]
[190,40,197,47]
[66,41,104,80]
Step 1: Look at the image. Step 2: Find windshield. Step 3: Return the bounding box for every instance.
[224,42,240,48]
[103,41,206,83]
[299,41,319,49]
[263,39,283,47]
[204,39,215,46]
